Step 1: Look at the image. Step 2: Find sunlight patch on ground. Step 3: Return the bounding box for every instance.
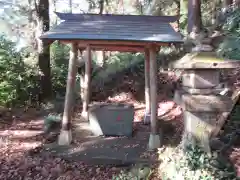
[229,147,240,177]
[107,92,182,122]
[158,101,182,120]
[108,92,145,107]
[1,141,42,151]
[8,118,44,129]
[0,129,43,138]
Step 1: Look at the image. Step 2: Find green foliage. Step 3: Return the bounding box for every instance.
[112,171,138,180]
[43,114,62,132]
[161,144,237,180]
[0,35,38,107]
[97,53,144,79]
[217,37,240,59]
[112,167,152,180]
[222,8,240,36]
[217,8,240,60]
[184,145,210,171]
[0,35,149,107]
[50,42,70,94]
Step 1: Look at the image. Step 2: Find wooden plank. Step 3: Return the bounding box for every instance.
[78,45,146,52]
[61,43,78,131]
[82,45,92,120]
[60,39,170,48]
[149,46,158,134]
[144,49,151,124]
[78,50,85,100]
[58,43,78,145]
[211,88,240,137]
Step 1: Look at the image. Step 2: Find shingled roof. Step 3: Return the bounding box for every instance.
[40,12,183,43]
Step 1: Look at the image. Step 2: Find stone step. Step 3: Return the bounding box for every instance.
[182,70,220,89]
[173,88,232,106]
[177,87,225,95]
[180,94,233,112]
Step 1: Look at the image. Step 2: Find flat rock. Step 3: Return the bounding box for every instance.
[210,138,225,151]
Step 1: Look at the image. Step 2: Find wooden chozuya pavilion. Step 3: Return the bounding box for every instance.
[40,12,183,150]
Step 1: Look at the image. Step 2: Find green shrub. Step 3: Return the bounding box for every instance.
[160,144,237,180]
[217,8,240,60]
[50,42,70,94]
[0,35,38,107]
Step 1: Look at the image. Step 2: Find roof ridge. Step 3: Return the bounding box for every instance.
[54,12,179,23]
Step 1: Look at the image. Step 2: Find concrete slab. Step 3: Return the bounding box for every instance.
[40,122,153,166]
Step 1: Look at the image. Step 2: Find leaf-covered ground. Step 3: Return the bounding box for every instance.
[0,66,239,179]
[0,106,182,179]
[0,67,184,179]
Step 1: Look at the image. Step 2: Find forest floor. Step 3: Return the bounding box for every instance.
[0,69,239,179]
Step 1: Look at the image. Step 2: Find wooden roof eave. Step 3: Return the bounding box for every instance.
[57,39,181,52]
[41,38,182,52]
[78,44,161,52]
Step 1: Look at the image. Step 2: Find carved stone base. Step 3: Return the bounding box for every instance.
[183,111,213,153]
[58,130,72,145]
[182,131,211,153]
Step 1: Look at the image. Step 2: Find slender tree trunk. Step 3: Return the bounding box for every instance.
[187,0,202,34]
[212,0,217,25]
[97,0,106,68]
[99,0,104,14]
[233,0,239,7]
[69,0,72,13]
[105,0,109,13]
[224,0,233,8]
[174,0,180,32]
[223,0,233,13]
[36,0,52,100]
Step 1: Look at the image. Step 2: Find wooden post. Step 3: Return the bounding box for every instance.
[148,46,161,150]
[58,43,78,145]
[82,45,92,120]
[78,50,85,100]
[144,49,151,124]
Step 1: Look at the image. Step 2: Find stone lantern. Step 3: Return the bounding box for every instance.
[172,51,240,153]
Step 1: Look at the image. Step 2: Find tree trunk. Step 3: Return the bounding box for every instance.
[69,0,72,13]
[36,0,52,100]
[235,0,240,7]
[222,0,232,13]
[97,0,106,68]
[174,0,180,32]
[212,0,217,26]
[188,0,202,34]
[223,0,233,8]
[99,0,104,14]
[145,0,163,15]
